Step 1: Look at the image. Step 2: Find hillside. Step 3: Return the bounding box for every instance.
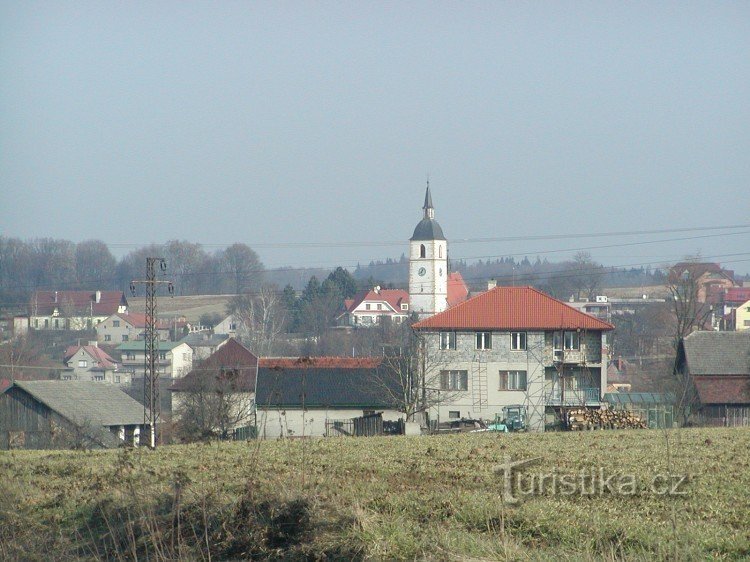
[2,428,749,560]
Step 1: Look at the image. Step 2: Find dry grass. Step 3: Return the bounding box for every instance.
[1,427,749,560]
[127,295,234,323]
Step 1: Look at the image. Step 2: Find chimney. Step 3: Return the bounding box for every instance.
[95,290,101,303]
[89,341,98,348]
[487,279,497,290]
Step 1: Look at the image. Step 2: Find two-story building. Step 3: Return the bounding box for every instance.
[339,287,411,326]
[413,285,614,431]
[116,341,193,379]
[61,342,129,385]
[29,290,127,330]
[96,312,181,344]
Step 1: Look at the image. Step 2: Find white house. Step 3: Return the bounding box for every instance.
[117,341,193,379]
[254,357,405,439]
[29,290,127,331]
[339,287,411,326]
[61,342,129,385]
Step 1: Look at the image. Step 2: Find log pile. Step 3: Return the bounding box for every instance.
[567,407,647,430]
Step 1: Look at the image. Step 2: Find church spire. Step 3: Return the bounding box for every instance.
[423,181,435,220]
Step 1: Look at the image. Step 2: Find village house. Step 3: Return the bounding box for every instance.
[669,262,737,304]
[170,338,258,436]
[412,284,614,432]
[339,287,411,326]
[61,341,129,385]
[0,380,149,449]
[28,290,127,330]
[213,314,239,337]
[117,340,193,379]
[179,332,230,360]
[254,356,404,439]
[96,312,185,343]
[675,331,750,427]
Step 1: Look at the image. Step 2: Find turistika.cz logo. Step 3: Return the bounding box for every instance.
[494,456,689,504]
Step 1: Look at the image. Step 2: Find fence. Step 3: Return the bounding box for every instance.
[325,412,405,437]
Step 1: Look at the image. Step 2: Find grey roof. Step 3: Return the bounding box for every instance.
[411,218,446,241]
[680,331,750,375]
[423,185,434,210]
[179,332,230,348]
[13,380,146,427]
[255,366,400,409]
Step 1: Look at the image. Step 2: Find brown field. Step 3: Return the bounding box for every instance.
[127,295,234,323]
[1,427,749,560]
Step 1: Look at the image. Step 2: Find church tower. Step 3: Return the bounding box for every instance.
[409,183,448,317]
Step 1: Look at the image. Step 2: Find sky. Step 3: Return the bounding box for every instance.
[1,2,749,275]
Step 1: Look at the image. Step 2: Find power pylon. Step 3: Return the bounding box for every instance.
[130,258,173,448]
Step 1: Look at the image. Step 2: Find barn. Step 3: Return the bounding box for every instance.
[0,380,149,449]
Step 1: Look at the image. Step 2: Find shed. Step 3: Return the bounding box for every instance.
[0,380,149,449]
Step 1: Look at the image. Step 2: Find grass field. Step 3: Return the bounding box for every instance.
[2,428,749,560]
[127,295,233,323]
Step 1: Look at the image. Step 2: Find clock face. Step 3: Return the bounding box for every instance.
[418,267,426,277]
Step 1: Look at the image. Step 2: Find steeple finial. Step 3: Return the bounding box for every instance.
[423,181,435,219]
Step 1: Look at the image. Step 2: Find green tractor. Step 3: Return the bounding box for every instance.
[485,405,527,432]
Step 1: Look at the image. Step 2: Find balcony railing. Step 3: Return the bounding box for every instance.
[546,387,601,405]
[553,347,585,363]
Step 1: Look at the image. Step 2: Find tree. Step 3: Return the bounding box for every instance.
[75,240,116,288]
[228,286,287,356]
[174,370,254,441]
[221,243,264,294]
[666,259,713,349]
[326,267,358,299]
[163,240,208,295]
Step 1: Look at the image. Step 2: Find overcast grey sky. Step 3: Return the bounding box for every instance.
[1,2,748,274]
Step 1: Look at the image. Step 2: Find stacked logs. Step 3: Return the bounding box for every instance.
[567,407,647,430]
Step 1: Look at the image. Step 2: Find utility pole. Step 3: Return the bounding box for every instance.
[130,258,173,448]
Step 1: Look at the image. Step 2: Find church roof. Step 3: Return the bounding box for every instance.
[411,218,446,241]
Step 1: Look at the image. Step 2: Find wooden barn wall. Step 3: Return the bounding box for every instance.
[0,388,80,450]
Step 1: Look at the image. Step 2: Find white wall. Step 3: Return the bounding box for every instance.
[256,408,404,439]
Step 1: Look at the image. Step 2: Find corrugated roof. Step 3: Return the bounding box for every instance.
[680,331,750,375]
[13,380,146,426]
[694,376,750,405]
[413,286,614,331]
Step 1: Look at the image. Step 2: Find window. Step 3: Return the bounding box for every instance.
[476,332,492,350]
[564,331,580,350]
[115,376,121,383]
[93,374,104,381]
[377,303,382,310]
[78,360,88,368]
[511,332,527,351]
[34,319,39,328]
[366,304,371,310]
[420,244,426,258]
[113,320,120,327]
[439,245,443,258]
[159,352,167,360]
[104,334,111,342]
[448,411,460,419]
[126,352,135,360]
[183,353,189,361]
[554,331,580,351]
[122,335,128,342]
[54,319,59,328]
[440,370,468,391]
[499,370,527,391]
[439,331,456,350]
[401,304,408,310]
[745,320,750,327]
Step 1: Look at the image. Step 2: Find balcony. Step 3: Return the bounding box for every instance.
[546,387,601,406]
[553,348,585,364]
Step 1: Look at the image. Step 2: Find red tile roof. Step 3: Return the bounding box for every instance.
[413,286,614,331]
[694,376,750,405]
[447,271,469,307]
[344,289,409,314]
[259,357,383,369]
[723,287,750,305]
[31,291,125,316]
[64,345,117,369]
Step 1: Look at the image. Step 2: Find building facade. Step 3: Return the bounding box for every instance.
[413,286,613,431]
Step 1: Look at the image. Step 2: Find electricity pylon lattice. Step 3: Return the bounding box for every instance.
[130,258,173,448]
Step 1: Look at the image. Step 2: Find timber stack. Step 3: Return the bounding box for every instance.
[567,407,647,430]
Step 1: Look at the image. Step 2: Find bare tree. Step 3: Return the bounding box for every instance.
[221,243,264,294]
[75,240,116,289]
[666,259,713,349]
[228,286,286,356]
[174,371,254,441]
